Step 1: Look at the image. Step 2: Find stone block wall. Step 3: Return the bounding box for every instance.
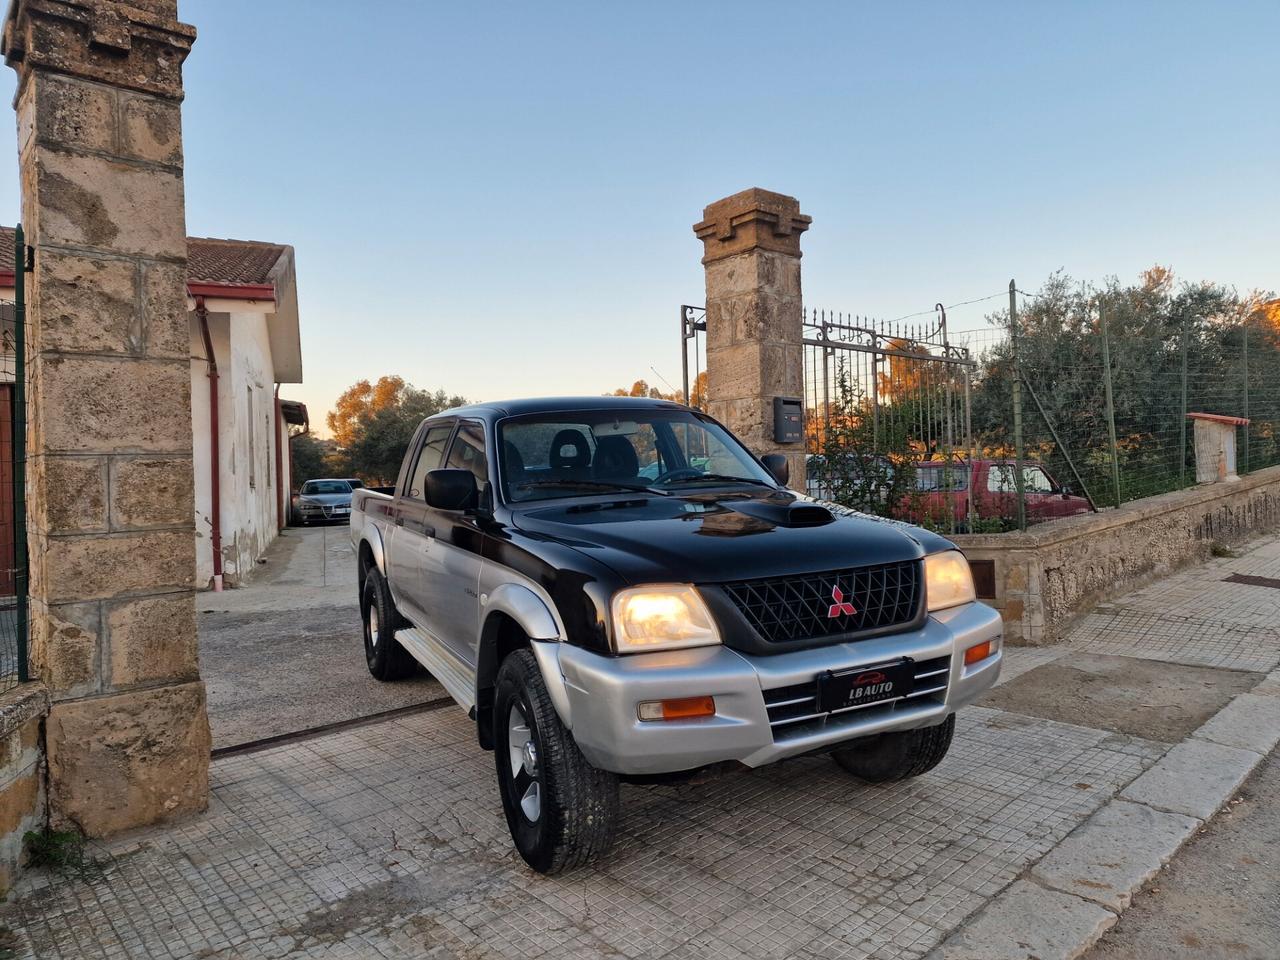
[0,683,48,895]
[4,0,209,839]
[955,465,1280,644]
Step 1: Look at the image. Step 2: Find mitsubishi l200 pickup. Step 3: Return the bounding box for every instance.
[350,396,1002,873]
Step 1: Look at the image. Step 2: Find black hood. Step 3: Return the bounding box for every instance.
[512,490,937,585]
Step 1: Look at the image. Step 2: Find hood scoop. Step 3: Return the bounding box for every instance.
[727,498,835,528]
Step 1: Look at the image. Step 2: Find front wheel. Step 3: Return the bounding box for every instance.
[494,650,619,874]
[831,714,955,783]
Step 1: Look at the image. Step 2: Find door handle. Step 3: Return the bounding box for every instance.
[423,525,435,538]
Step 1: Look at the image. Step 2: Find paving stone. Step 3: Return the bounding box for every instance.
[1029,798,1200,911]
[1248,670,1280,698]
[1191,692,1280,753]
[922,880,1115,960]
[1119,738,1261,819]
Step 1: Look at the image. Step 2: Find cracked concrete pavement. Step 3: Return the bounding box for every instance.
[199,524,442,749]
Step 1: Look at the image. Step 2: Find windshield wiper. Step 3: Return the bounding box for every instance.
[660,474,778,489]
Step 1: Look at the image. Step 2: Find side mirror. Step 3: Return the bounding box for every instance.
[761,453,789,486]
[1060,483,1074,499]
[424,469,478,511]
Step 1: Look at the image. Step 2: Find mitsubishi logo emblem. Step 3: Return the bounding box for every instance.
[827,585,856,618]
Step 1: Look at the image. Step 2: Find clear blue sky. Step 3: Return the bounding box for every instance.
[1,1,1276,433]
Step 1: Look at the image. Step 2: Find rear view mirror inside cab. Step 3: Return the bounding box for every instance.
[594,420,639,438]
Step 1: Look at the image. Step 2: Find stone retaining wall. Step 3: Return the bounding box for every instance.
[0,683,48,895]
[954,465,1280,644]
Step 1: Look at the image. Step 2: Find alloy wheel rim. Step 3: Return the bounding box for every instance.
[368,606,379,650]
[507,700,541,822]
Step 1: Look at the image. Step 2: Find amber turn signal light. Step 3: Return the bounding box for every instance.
[964,639,997,666]
[637,696,716,722]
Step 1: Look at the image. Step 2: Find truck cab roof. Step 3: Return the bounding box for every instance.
[432,395,690,422]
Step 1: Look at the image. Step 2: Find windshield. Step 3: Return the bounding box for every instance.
[301,480,351,495]
[498,409,776,503]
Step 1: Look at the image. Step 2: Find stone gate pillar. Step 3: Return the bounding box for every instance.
[3,0,209,835]
[694,188,810,488]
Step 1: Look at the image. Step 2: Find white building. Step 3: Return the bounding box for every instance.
[0,228,308,590]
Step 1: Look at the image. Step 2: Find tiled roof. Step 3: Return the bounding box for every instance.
[0,227,288,287]
[187,237,288,286]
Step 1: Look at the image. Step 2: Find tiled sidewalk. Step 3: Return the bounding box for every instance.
[8,538,1280,960]
[1068,539,1280,673]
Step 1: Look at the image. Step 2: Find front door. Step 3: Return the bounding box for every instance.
[420,418,489,666]
[387,422,453,625]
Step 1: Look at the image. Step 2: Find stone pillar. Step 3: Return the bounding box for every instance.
[694,188,810,488]
[3,0,209,836]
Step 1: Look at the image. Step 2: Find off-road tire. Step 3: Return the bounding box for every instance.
[832,714,955,783]
[494,649,619,874]
[361,570,417,681]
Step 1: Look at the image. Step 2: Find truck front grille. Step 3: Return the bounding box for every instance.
[720,559,922,645]
[762,655,951,742]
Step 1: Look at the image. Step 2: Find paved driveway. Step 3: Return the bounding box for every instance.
[8,538,1280,959]
[198,525,442,749]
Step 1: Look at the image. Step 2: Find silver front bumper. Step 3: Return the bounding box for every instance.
[543,601,1003,775]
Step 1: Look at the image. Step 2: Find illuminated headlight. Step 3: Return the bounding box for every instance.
[925,550,976,612]
[610,585,721,654]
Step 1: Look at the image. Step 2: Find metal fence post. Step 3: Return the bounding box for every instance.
[680,305,690,405]
[13,225,27,683]
[1100,299,1122,508]
[963,364,976,530]
[1179,318,1189,487]
[1009,281,1026,531]
[1242,319,1250,474]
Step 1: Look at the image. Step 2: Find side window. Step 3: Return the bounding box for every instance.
[405,425,453,500]
[446,420,489,486]
[986,464,1050,493]
[917,466,966,491]
[1024,467,1054,493]
[987,465,1014,493]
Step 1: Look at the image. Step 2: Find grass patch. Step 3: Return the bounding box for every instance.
[22,827,99,878]
[1210,542,1239,558]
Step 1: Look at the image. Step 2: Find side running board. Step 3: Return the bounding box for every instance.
[395,627,477,712]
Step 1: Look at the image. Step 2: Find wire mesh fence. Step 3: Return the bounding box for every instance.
[959,288,1276,524]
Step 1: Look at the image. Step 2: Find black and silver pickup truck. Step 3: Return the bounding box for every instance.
[350,396,1002,873]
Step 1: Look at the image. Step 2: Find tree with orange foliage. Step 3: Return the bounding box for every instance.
[607,373,707,407]
[327,376,467,483]
[327,376,408,449]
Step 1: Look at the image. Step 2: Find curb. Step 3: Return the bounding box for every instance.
[923,664,1280,960]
